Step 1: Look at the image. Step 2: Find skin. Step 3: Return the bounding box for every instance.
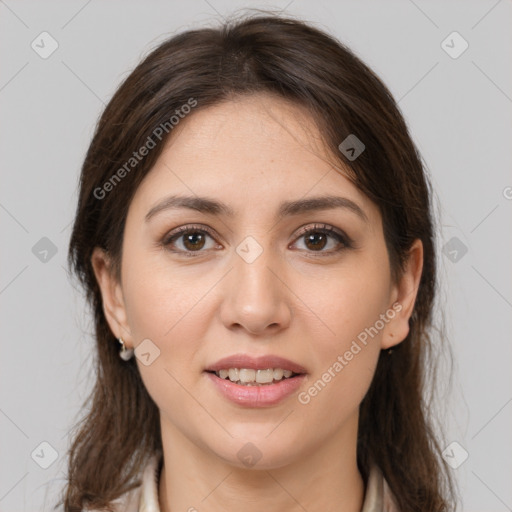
[92,93,423,512]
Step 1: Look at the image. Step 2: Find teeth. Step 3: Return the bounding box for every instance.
[239,368,256,383]
[255,369,273,383]
[273,368,284,380]
[214,368,298,385]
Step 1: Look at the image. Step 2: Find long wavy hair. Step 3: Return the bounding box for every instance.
[59,11,457,512]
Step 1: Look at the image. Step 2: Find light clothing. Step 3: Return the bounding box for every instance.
[88,451,400,512]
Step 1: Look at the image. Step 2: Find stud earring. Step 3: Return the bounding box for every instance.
[118,338,134,361]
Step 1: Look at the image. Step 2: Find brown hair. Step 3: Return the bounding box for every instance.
[59,11,457,512]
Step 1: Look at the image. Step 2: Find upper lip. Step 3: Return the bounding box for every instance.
[205,354,307,374]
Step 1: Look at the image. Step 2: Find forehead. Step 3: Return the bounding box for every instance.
[128,94,381,229]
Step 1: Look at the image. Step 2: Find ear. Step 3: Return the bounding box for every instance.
[91,247,133,348]
[381,239,424,350]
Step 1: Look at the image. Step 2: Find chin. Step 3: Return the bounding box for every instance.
[209,432,302,471]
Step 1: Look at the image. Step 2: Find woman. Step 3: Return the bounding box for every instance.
[59,12,457,512]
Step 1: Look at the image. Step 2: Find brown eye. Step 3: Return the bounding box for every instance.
[163,225,219,255]
[181,231,207,251]
[303,231,329,251]
[292,224,352,255]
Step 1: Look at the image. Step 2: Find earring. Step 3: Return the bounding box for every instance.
[387,332,394,355]
[118,338,134,361]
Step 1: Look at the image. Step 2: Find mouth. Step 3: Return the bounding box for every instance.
[203,354,307,406]
[204,368,306,407]
[204,367,304,386]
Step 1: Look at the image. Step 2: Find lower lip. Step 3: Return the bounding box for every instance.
[205,372,306,408]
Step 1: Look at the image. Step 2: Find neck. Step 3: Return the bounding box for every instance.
[158,413,365,512]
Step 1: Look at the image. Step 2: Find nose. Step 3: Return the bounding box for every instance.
[219,243,292,336]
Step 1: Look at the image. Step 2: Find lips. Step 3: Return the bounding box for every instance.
[204,354,307,374]
[205,371,306,407]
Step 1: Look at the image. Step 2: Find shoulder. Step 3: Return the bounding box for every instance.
[81,488,142,512]
[361,463,401,512]
[83,452,162,512]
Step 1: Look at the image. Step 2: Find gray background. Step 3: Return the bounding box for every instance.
[1,1,511,510]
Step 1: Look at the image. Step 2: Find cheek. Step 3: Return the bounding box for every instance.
[120,249,209,409]
[295,259,390,415]
[299,256,391,347]
[121,243,203,341]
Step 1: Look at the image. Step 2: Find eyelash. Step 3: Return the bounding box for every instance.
[161,223,353,258]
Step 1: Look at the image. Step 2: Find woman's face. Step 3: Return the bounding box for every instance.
[93,93,421,469]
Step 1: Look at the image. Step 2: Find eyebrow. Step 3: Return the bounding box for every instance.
[145,194,368,223]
